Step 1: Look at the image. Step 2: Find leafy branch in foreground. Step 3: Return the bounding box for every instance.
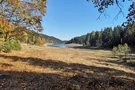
[0,0,47,32]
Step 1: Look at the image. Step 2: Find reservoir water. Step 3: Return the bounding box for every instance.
[48,44,67,48]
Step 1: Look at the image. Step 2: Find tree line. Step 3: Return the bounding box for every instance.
[66,23,135,48]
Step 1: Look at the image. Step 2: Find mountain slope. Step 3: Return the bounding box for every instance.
[0,27,62,44]
[39,34,62,43]
[66,35,86,44]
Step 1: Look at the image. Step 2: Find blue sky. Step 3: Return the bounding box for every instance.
[42,0,132,40]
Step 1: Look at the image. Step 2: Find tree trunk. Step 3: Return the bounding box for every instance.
[120,38,123,44]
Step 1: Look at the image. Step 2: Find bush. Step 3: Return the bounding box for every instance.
[2,44,12,53]
[13,40,22,51]
[27,40,34,45]
[0,42,12,53]
[0,39,22,53]
[123,43,131,58]
[112,46,118,57]
[8,39,22,51]
[112,43,131,61]
[34,39,40,45]
[117,44,123,53]
[0,43,3,52]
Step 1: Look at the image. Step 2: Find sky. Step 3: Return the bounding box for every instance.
[42,0,132,40]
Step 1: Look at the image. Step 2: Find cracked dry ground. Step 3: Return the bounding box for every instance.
[0,44,135,90]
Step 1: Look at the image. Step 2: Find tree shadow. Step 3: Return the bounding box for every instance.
[0,63,13,67]
[0,54,135,77]
[0,70,68,90]
[0,54,135,89]
[71,46,111,51]
[126,61,135,67]
[95,58,135,71]
[105,60,125,65]
[0,70,135,90]
[109,56,118,59]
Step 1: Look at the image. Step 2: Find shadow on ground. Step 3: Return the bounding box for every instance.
[97,57,135,68]
[0,54,135,89]
[71,46,111,51]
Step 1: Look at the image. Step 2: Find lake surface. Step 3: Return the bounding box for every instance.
[48,44,67,48]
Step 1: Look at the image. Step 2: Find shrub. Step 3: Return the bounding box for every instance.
[7,39,21,51]
[123,43,130,58]
[34,39,40,45]
[112,46,118,57]
[2,44,12,53]
[14,40,22,51]
[4,40,20,51]
[112,43,131,61]
[0,42,3,52]
[0,41,12,53]
[27,39,34,45]
[0,39,22,53]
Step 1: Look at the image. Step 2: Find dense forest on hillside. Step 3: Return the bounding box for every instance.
[0,27,62,45]
[39,34,62,44]
[66,23,135,48]
[66,35,86,44]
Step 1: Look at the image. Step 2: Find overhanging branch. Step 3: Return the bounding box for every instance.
[0,0,4,4]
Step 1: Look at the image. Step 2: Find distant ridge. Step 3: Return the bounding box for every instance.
[39,33,62,43]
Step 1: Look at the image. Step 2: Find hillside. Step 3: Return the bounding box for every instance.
[19,28,62,44]
[0,27,62,44]
[66,35,86,44]
[39,33,62,43]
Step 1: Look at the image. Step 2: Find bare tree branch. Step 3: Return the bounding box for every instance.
[0,0,4,4]
[113,1,125,20]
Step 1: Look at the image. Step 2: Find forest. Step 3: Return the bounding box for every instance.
[66,23,135,48]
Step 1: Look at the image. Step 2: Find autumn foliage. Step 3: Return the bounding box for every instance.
[0,0,47,46]
[37,36,45,45]
[0,17,14,33]
[0,0,47,32]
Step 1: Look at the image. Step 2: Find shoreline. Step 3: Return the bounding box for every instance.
[66,43,83,48]
[43,43,83,48]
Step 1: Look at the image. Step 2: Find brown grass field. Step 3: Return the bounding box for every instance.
[0,44,135,90]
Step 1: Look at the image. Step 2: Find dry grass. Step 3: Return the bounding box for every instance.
[0,44,135,89]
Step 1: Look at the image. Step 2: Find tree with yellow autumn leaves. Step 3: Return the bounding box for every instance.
[0,16,14,41]
[0,0,47,37]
